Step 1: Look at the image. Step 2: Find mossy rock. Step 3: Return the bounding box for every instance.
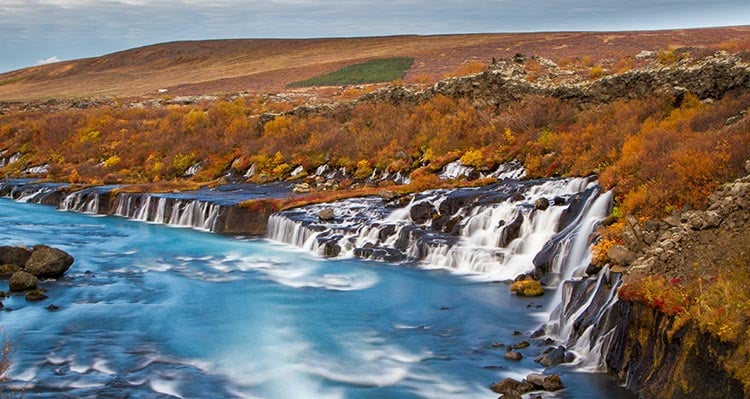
[510,279,544,296]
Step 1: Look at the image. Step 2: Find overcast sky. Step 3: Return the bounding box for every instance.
[1,0,749,73]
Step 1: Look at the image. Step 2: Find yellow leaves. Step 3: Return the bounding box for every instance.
[354,159,373,180]
[102,155,121,169]
[459,148,484,168]
[183,109,209,133]
[77,128,101,144]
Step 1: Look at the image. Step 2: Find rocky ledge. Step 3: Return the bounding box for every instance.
[602,169,750,398]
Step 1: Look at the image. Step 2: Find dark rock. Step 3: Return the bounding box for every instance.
[0,264,23,278]
[318,208,335,221]
[322,241,341,258]
[498,213,523,247]
[377,225,397,242]
[504,351,523,360]
[47,304,60,311]
[535,345,574,367]
[9,271,38,291]
[25,245,74,279]
[0,246,32,267]
[410,202,437,224]
[553,196,566,205]
[25,289,48,301]
[513,330,522,336]
[498,392,522,399]
[530,327,546,338]
[526,373,565,391]
[491,342,505,348]
[512,341,530,349]
[490,377,533,395]
[535,197,550,211]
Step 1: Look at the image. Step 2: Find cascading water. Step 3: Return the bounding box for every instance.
[266,166,624,375]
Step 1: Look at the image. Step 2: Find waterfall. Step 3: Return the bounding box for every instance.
[266,170,604,280]
[60,188,102,214]
[265,170,625,372]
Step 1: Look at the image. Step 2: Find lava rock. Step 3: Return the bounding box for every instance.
[25,245,74,279]
[0,246,32,267]
[504,350,523,360]
[322,241,341,258]
[9,271,38,291]
[0,264,23,278]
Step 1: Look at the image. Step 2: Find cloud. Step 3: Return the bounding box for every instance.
[35,55,61,65]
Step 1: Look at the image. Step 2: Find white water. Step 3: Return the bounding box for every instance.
[112,193,223,231]
[267,173,605,282]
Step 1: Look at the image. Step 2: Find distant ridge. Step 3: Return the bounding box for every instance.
[0,26,749,101]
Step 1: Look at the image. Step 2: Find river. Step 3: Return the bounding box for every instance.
[0,198,633,398]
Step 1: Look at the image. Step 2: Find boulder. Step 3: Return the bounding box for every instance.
[0,264,23,278]
[410,202,436,224]
[607,245,638,265]
[490,377,533,395]
[318,208,335,221]
[535,345,575,367]
[322,241,341,258]
[535,197,550,211]
[9,271,38,291]
[25,289,48,301]
[504,350,523,360]
[25,245,74,279]
[0,246,32,267]
[525,373,564,391]
[511,341,530,349]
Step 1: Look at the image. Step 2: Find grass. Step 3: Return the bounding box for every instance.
[288,57,414,87]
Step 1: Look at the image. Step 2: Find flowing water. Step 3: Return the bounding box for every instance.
[1,190,633,398]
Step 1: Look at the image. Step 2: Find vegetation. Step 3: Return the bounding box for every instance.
[619,254,750,392]
[510,278,544,296]
[288,57,414,87]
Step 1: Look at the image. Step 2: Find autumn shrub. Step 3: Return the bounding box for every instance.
[618,275,686,316]
[510,279,544,296]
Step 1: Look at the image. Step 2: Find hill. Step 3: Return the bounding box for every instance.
[1,26,749,101]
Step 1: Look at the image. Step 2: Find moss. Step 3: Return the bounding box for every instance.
[510,279,544,296]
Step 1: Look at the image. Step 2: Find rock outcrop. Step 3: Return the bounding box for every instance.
[9,271,38,291]
[602,172,750,398]
[25,245,74,279]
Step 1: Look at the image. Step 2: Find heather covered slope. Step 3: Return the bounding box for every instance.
[1,26,750,100]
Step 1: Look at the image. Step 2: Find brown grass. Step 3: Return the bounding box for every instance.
[1,26,749,101]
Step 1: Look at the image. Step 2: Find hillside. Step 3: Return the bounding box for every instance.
[1,26,750,101]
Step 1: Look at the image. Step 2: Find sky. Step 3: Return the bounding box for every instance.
[1,0,749,73]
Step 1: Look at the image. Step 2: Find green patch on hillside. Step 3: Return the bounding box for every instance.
[288,57,414,87]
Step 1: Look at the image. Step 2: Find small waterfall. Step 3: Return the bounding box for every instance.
[60,188,102,214]
[113,193,223,231]
[439,160,475,180]
[266,169,604,279]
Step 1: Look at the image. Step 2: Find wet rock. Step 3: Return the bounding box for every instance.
[535,345,575,367]
[0,264,23,278]
[535,197,550,211]
[512,341,530,349]
[498,392,522,399]
[25,245,74,279]
[491,342,505,348]
[410,202,437,224]
[504,350,523,360]
[318,208,335,221]
[490,377,533,395]
[498,213,523,247]
[0,246,32,267]
[526,373,564,391]
[322,241,341,258]
[9,271,38,291]
[47,304,60,311]
[25,289,48,301]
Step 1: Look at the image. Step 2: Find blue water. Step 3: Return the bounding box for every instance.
[0,199,634,398]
